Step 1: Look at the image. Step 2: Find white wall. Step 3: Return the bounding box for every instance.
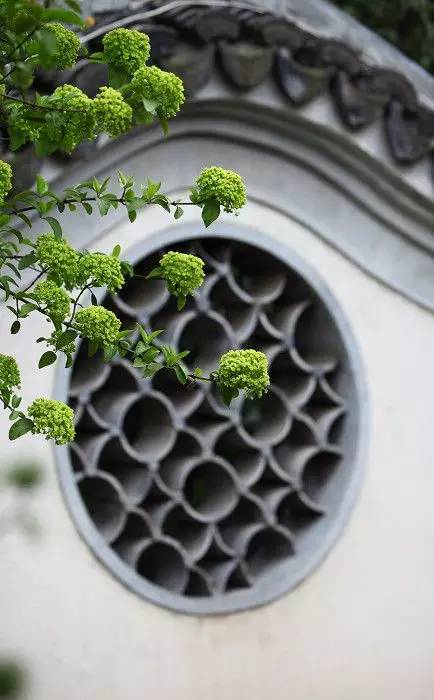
[1,198,434,699]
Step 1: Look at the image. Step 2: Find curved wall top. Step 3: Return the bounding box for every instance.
[11,0,434,312]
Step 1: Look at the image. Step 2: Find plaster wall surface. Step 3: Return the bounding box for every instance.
[1,196,433,699]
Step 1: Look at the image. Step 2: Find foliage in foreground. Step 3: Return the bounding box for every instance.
[0,0,270,447]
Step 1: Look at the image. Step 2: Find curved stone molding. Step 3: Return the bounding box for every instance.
[76,1,434,184]
[11,0,434,200]
[57,229,367,614]
[34,101,434,312]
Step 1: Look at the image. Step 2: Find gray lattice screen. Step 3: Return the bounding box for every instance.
[62,234,363,614]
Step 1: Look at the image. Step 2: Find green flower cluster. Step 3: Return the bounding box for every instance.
[130,65,185,119]
[78,252,125,291]
[75,306,121,348]
[159,251,205,297]
[93,87,133,137]
[6,101,41,145]
[36,233,79,287]
[42,84,95,153]
[192,167,247,213]
[0,354,20,390]
[0,160,12,205]
[102,28,150,76]
[44,23,81,70]
[217,349,270,399]
[33,280,71,321]
[48,330,75,357]
[28,398,75,445]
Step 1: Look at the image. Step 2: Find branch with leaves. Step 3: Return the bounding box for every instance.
[0,0,270,450]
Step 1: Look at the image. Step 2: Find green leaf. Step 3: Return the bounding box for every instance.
[8,127,27,152]
[146,266,163,280]
[55,330,77,350]
[92,177,101,194]
[177,295,186,311]
[153,195,170,212]
[88,52,105,64]
[217,383,238,407]
[133,358,146,368]
[42,216,62,238]
[194,367,203,378]
[4,262,21,279]
[142,98,158,114]
[128,209,137,223]
[161,345,176,366]
[174,364,187,384]
[38,351,57,369]
[142,347,160,363]
[82,202,93,215]
[148,329,164,341]
[88,341,98,357]
[133,341,147,356]
[35,137,61,158]
[17,213,32,228]
[18,252,37,270]
[19,303,38,317]
[112,244,121,258]
[137,326,149,343]
[103,346,118,362]
[11,395,21,409]
[42,7,84,26]
[143,362,163,378]
[9,418,34,441]
[174,205,183,219]
[11,321,21,334]
[108,65,129,90]
[142,179,161,201]
[202,198,221,228]
[98,199,111,217]
[36,175,48,196]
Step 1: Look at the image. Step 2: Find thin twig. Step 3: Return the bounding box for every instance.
[20,267,46,294]
[3,93,84,114]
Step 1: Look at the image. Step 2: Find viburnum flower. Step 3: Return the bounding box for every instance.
[129,65,185,119]
[36,233,79,288]
[217,349,269,399]
[6,102,42,146]
[33,280,71,322]
[40,84,96,153]
[102,28,150,76]
[43,23,81,70]
[0,160,12,204]
[93,87,133,137]
[191,167,247,213]
[75,306,121,348]
[0,354,20,390]
[28,398,75,445]
[158,251,205,298]
[78,252,125,291]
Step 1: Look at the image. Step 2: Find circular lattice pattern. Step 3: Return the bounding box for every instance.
[58,231,365,614]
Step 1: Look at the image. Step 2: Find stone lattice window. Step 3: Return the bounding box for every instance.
[59,233,365,614]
